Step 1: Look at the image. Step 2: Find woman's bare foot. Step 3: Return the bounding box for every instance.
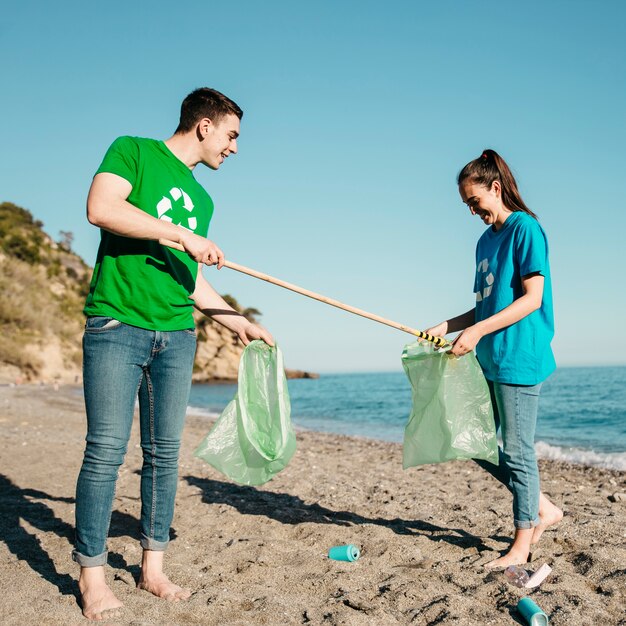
[137,549,191,602]
[79,566,123,621]
[532,493,563,544]
[484,548,529,569]
[484,527,533,569]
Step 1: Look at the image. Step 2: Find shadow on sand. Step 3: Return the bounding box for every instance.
[184,475,504,552]
[0,474,148,594]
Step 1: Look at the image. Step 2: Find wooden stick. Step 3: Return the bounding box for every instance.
[159,238,448,347]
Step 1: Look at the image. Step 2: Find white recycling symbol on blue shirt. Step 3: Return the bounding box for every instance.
[475,258,495,302]
[156,188,197,232]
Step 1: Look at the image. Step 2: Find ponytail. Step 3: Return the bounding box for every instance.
[457,149,538,219]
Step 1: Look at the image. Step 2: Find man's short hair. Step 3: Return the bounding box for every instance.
[175,88,243,134]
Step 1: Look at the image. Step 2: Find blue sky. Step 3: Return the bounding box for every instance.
[2,1,625,372]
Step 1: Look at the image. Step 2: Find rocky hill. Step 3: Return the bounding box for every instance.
[0,201,316,384]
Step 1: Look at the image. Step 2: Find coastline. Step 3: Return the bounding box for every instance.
[0,384,624,625]
[187,366,626,472]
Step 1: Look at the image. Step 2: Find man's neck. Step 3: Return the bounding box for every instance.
[163,134,200,170]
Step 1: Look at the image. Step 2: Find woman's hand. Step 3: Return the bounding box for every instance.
[424,321,448,338]
[450,324,484,356]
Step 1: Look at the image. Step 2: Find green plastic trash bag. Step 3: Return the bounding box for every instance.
[194,340,296,486]
[401,340,499,468]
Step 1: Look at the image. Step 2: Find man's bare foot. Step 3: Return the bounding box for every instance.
[138,549,191,602]
[79,566,123,621]
[532,494,563,544]
[137,574,191,601]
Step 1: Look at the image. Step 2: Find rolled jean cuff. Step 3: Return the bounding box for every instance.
[514,516,540,530]
[72,549,108,567]
[141,533,168,551]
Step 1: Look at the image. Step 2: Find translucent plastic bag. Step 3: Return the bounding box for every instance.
[194,340,296,485]
[401,340,499,468]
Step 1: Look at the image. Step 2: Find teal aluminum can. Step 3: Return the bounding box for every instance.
[328,544,360,562]
[517,597,549,626]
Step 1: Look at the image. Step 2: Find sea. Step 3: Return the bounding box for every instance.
[188,366,626,472]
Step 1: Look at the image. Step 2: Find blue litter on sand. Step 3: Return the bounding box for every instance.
[328,544,360,562]
[517,597,549,626]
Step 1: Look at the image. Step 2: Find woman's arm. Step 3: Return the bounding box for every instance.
[425,308,476,338]
[450,273,544,356]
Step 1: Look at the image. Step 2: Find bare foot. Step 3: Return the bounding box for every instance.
[79,566,123,621]
[138,548,190,602]
[484,527,533,569]
[137,573,191,601]
[532,494,563,544]
[484,548,529,569]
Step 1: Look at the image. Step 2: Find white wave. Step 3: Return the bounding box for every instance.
[186,405,221,420]
[535,440,626,471]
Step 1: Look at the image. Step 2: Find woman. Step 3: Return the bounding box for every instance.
[426,149,563,568]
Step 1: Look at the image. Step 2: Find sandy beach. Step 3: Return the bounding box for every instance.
[0,384,624,626]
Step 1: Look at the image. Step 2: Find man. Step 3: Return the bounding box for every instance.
[74,88,273,620]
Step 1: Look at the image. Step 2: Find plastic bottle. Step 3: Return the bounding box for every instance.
[504,565,530,587]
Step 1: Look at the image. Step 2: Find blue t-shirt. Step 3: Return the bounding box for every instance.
[474,211,556,385]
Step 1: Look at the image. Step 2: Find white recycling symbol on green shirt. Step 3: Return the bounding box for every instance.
[156,188,197,232]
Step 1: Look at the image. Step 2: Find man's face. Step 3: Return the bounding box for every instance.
[201,113,240,170]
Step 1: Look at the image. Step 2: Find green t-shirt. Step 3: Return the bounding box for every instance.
[84,136,213,330]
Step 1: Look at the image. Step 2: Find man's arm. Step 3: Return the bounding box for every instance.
[191,269,274,346]
[87,172,224,266]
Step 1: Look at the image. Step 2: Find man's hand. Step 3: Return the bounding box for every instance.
[179,232,225,268]
[238,322,275,347]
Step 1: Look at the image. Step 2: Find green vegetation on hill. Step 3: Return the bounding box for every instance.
[0,202,46,264]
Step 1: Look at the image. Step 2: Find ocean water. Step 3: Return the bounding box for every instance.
[188,366,626,471]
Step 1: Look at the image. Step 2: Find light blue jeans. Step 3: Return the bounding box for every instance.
[475,381,542,529]
[73,316,196,567]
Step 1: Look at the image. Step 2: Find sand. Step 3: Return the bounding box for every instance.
[0,384,624,625]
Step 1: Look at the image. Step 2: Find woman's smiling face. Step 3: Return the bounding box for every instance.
[459,179,511,229]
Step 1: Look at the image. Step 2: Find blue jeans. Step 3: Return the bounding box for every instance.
[73,316,196,567]
[475,381,542,529]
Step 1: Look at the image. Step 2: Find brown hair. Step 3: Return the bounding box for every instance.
[457,149,538,219]
[175,87,243,134]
